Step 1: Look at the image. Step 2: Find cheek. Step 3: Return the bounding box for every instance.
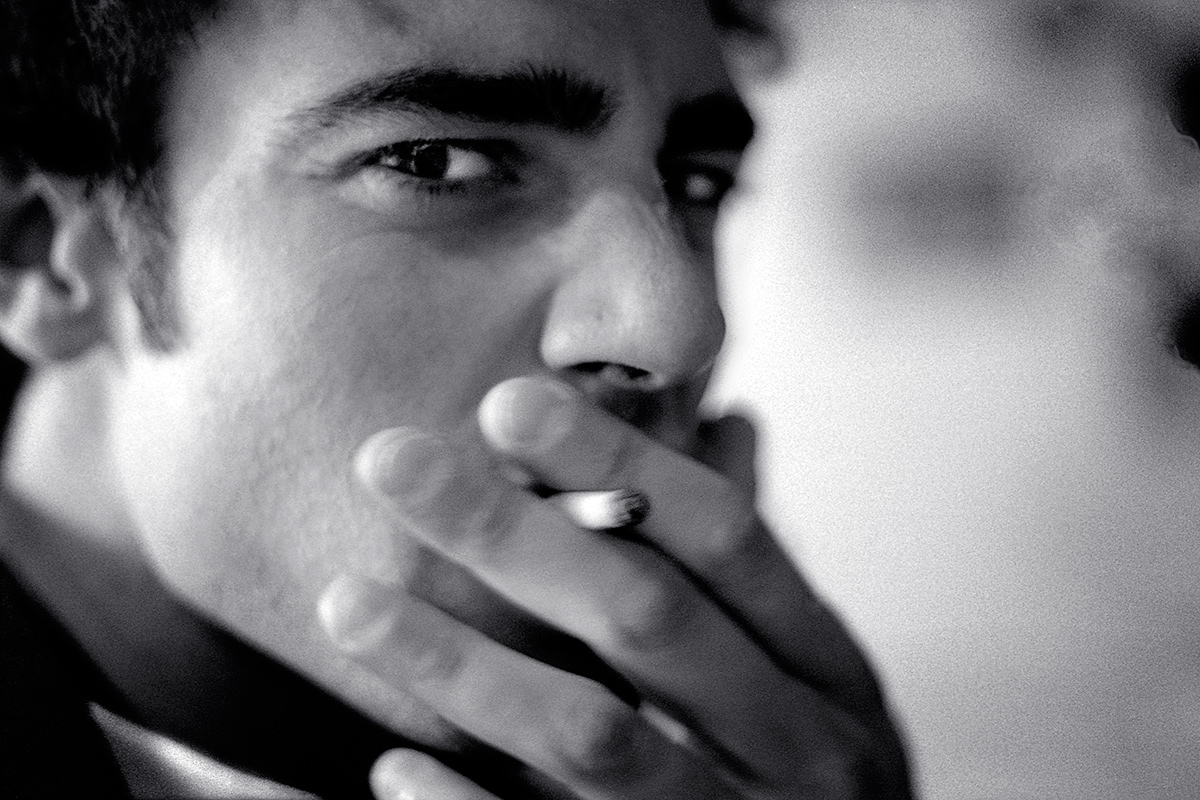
[108,203,544,641]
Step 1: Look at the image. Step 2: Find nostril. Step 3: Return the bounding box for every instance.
[1171,296,1200,369]
[573,361,655,385]
[1168,54,1200,144]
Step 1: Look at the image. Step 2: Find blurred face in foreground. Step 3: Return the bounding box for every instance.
[718,1,1200,795]
[99,0,746,738]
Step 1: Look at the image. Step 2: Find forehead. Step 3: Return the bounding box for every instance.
[181,0,732,117]
[163,0,736,202]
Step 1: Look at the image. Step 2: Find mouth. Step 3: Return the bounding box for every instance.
[572,372,707,455]
[487,376,703,507]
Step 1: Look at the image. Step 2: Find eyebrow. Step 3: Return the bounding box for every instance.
[284,64,615,140]
[663,92,755,154]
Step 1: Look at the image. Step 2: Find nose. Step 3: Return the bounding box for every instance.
[539,188,726,392]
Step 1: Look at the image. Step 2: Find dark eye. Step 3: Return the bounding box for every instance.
[1170,295,1200,369]
[662,164,735,208]
[370,141,501,183]
[1167,54,1200,143]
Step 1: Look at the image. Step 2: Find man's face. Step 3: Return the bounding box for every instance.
[103,0,744,707]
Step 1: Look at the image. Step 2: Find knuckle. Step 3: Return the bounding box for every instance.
[699,489,759,566]
[554,690,652,783]
[774,747,871,800]
[406,629,464,685]
[821,749,878,800]
[798,718,883,800]
[702,513,787,606]
[608,569,696,653]
[594,425,640,488]
[446,480,520,560]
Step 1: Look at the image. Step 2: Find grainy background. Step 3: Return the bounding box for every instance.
[709,2,1200,798]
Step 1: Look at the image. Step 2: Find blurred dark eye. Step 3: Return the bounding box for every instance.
[662,165,735,208]
[1167,54,1200,143]
[1171,295,1200,369]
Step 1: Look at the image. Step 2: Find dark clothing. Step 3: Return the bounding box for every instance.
[0,548,417,799]
[0,356,528,800]
[0,356,397,798]
[0,558,131,797]
[1,354,131,795]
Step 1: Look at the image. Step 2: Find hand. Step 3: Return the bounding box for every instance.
[321,376,912,799]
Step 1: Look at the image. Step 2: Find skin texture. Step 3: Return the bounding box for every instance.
[114,0,730,640]
[0,0,909,796]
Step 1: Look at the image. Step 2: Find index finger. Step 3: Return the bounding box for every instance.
[477,376,875,697]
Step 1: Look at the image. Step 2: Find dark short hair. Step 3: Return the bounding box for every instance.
[0,0,772,349]
[1,1,220,188]
[1,2,223,349]
[2,0,771,188]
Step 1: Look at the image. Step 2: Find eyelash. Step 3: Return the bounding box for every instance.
[360,138,520,195]
[353,138,737,210]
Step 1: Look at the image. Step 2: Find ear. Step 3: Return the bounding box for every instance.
[0,173,116,364]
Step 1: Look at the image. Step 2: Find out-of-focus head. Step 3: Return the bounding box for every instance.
[715,1,1200,795]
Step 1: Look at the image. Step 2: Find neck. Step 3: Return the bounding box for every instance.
[0,353,240,727]
[4,352,133,550]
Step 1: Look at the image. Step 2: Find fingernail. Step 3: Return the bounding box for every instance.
[370,750,419,800]
[318,574,397,654]
[356,428,452,505]
[479,377,578,452]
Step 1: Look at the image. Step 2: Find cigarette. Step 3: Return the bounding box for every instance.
[552,489,650,530]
